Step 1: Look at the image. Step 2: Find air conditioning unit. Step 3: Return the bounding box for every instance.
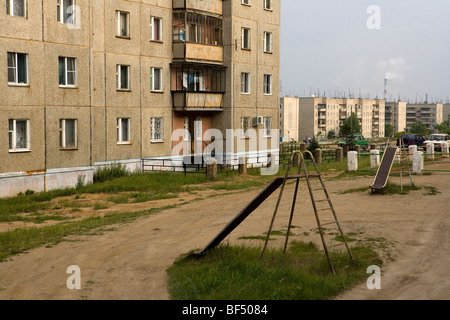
[253,116,264,127]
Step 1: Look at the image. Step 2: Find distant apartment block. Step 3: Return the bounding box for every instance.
[405,103,443,131]
[385,101,407,133]
[443,104,450,123]
[0,0,280,197]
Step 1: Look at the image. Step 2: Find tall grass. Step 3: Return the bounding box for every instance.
[167,241,381,300]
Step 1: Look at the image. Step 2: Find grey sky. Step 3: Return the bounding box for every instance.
[280,0,450,103]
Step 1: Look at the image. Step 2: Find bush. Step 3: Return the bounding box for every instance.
[94,163,129,183]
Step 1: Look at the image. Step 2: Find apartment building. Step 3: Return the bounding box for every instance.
[0,0,280,197]
[280,96,300,142]
[285,97,385,141]
[385,101,407,133]
[405,103,443,131]
[443,104,450,124]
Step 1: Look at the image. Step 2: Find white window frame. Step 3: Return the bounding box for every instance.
[150,67,163,92]
[116,10,130,38]
[8,119,31,152]
[150,16,163,42]
[150,117,164,143]
[263,116,272,138]
[59,119,78,148]
[57,0,76,25]
[263,31,272,53]
[116,64,130,91]
[59,57,77,88]
[195,117,202,141]
[7,52,29,86]
[264,0,272,10]
[6,0,27,17]
[241,0,250,5]
[263,74,272,95]
[183,117,190,141]
[241,72,251,94]
[241,117,250,137]
[117,118,131,144]
[241,27,250,50]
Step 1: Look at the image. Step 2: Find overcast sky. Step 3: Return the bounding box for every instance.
[280,0,450,103]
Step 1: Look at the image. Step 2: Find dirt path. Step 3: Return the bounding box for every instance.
[0,164,449,300]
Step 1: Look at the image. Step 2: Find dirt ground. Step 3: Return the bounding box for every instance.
[0,160,449,300]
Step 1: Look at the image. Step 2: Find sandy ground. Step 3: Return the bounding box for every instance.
[0,161,449,300]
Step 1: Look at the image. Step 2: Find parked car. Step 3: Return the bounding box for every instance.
[396,134,426,149]
[423,133,450,151]
[338,134,369,150]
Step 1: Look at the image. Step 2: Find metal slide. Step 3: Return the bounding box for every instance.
[192,174,319,257]
[370,146,398,194]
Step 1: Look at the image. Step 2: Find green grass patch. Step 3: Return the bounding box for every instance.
[167,241,380,300]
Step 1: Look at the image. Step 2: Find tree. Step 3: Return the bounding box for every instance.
[344,113,361,134]
[307,137,320,153]
[327,129,336,139]
[385,124,394,137]
[340,122,356,150]
[410,122,428,136]
[434,122,450,134]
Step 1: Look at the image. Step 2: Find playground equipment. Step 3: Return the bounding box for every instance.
[193,151,355,275]
[370,147,397,194]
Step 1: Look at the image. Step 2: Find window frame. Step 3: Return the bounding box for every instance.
[263,116,272,138]
[7,52,29,86]
[240,72,251,94]
[59,118,78,149]
[241,27,251,50]
[263,31,273,53]
[241,0,250,6]
[8,119,31,152]
[241,116,250,137]
[150,16,163,42]
[150,67,163,92]
[6,0,27,18]
[150,117,164,143]
[116,117,131,144]
[58,56,77,88]
[116,10,130,38]
[264,0,272,11]
[263,74,272,95]
[57,0,76,25]
[116,64,131,91]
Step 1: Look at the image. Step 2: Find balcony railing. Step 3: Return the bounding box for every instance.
[172,91,224,111]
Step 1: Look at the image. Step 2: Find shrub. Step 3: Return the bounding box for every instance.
[94,163,129,183]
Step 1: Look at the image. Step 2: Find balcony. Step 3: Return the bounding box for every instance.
[171,62,226,111]
[173,42,223,64]
[173,0,222,15]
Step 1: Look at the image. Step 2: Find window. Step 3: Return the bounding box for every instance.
[195,117,202,141]
[117,118,131,143]
[116,65,130,90]
[241,28,250,50]
[7,52,28,85]
[150,16,162,41]
[264,0,272,10]
[182,12,222,46]
[183,117,190,141]
[263,74,272,95]
[241,0,250,5]
[116,11,130,38]
[150,117,164,143]
[59,57,77,87]
[241,72,250,94]
[171,64,226,93]
[264,117,272,137]
[263,31,272,53]
[59,119,77,148]
[6,0,26,17]
[150,67,162,92]
[9,119,30,151]
[57,0,75,24]
[241,117,250,137]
